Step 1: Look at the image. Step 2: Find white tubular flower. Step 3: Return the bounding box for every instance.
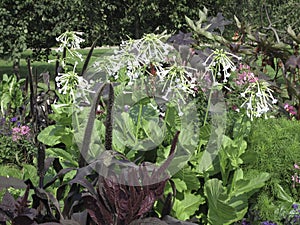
[93,33,174,83]
[239,77,277,120]
[56,62,80,95]
[161,64,198,98]
[56,31,85,62]
[56,31,84,50]
[203,49,241,83]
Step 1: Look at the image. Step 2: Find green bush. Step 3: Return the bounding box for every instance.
[0,134,36,165]
[243,117,300,222]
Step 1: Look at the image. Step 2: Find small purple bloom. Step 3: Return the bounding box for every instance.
[10,117,18,122]
[261,221,277,225]
[293,203,299,210]
[241,218,249,225]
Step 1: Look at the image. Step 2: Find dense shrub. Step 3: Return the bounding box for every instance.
[243,117,300,222]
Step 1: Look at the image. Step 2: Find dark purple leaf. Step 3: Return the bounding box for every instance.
[43,168,76,189]
[167,31,196,47]
[39,223,61,225]
[0,191,16,212]
[100,178,116,214]
[60,219,81,225]
[69,177,96,196]
[12,215,37,225]
[44,158,55,173]
[82,194,113,225]
[0,176,26,190]
[129,217,168,225]
[0,192,15,221]
[56,184,68,201]
[32,188,60,220]
[62,184,81,218]
[70,211,88,225]
[137,192,155,217]
[286,55,300,69]
[18,185,30,210]
[162,215,198,225]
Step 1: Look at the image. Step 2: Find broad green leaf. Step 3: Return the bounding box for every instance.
[47,148,78,167]
[37,125,62,146]
[142,119,164,145]
[204,179,238,225]
[199,124,211,144]
[230,171,270,197]
[275,183,294,203]
[172,166,200,191]
[1,93,10,114]
[172,191,205,221]
[22,164,38,184]
[172,178,187,192]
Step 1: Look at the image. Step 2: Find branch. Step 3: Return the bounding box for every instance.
[263,7,280,43]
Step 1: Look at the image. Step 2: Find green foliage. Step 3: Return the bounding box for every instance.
[172,191,205,221]
[0,134,36,166]
[0,74,25,117]
[201,120,270,225]
[204,169,269,225]
[243,117,300,222]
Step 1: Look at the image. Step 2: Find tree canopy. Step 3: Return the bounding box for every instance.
[0,0,299,61]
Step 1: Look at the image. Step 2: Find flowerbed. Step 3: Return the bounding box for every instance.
[0,7,300,225]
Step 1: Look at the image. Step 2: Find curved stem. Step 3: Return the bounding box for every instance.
[135,103,143,143]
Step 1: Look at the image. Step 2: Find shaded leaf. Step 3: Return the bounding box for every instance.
[130,217,168,225]
[0,176,27,190]
[163,215,198,225]
[137,192,155,216]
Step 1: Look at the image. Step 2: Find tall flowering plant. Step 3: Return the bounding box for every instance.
[230,64,278,120]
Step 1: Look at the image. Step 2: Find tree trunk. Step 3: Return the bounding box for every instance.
[134,15,141,39]
[13,58,20,79]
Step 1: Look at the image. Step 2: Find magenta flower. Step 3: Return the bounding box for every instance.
[20,125,30,135]
[11,125,30,141]
[284,103,297,116]
[12,127,21,134]
[234,64,259,86]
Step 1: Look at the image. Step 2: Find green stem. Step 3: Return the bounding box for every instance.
[135,103,143,143]
[203,87,213,126]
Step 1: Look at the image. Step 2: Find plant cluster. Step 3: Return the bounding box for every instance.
[1,5,300,225]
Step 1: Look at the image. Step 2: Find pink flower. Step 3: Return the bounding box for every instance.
[284,103,297,116]
[12,134,21,141]
[234,66,259,86]
[295,164,300,169]
[20,126,30,135]
[232,105,240,112]
[11,125,30,141]
[12,127,21,134]
[284,103,289,109]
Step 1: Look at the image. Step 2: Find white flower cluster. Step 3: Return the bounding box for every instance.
[55,31,85,64]
[240,79,277,120]
[55,62,94,104]
[93,33,199,99]
[160,64,198,98]
[203,49,241,83]
[94,33,173,83]
[55,62,80,95]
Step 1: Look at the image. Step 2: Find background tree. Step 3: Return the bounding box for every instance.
[1,0,299,68]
